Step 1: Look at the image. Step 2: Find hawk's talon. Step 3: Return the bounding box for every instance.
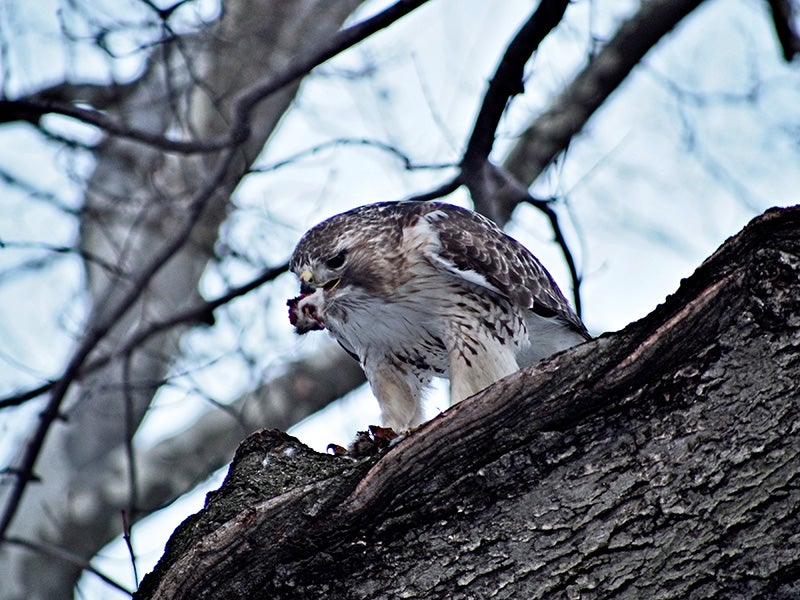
[326,426,403,458]
[326,443,349,456]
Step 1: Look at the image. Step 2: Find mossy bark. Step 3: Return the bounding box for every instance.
[137,206,800,600]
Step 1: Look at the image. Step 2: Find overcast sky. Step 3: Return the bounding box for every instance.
[0,0,798,597]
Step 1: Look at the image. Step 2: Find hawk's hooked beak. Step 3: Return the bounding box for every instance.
[300,270,315,294]
[299,269,341,294]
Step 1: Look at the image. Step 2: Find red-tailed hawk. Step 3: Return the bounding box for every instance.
[288,201,589,430]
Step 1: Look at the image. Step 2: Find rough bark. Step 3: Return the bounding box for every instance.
[135,205,800,599]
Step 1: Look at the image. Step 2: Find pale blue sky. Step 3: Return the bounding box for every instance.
[0,0,798,597]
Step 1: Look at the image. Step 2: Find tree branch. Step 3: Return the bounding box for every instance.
[502,0,706,218]
[767,0,800,61]
[0,97,236,153]
[228,0,434,143]
[0,263,288,411]
[135,205,800,599]
[0,130,231,542]
[249,138,456,173]
[1,1,434,155]
[461,0,569,173]
[3,537,132,596]
[462,0,707,313]
[460,0,569,223]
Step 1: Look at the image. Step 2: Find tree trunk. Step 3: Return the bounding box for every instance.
[135,205,800,599]
[0,3,363,598]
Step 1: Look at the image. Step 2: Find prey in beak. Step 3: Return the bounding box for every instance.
[287,292,324,334]
[287,270,339,334]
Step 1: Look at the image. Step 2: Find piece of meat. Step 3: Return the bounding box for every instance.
[287,294,324,333]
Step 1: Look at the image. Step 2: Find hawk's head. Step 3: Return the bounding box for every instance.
[287,204,408,334]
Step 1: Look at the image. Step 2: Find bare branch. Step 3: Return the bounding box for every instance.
[3,536,132,596]
[527,197,584,316]
[0,97,236,154]
[0,240,126,278]
[450,0,580,306]
[460,0,707,313]
[767,0,800,61]
[121,509,139,588]
[249,138,456,174]
[503,0,706,215]
[0,382,52,411]
[0,262,288,411]
[232,0,434,127]
[0,148,225,541]
[487,164,585,316]
[1,1,434,156]
[404,177,463,203]
[459,0,568,225]
[0,163,80,217]
[461,0,569,176]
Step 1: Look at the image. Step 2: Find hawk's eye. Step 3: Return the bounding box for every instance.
[325,251,346,270]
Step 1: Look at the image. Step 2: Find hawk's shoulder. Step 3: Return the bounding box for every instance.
[405,202,588,338]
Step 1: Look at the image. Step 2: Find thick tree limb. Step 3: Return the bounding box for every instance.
[500,0,706,223]
[135,205,800,599]
[460,0,706,314]
[767,0,800,61]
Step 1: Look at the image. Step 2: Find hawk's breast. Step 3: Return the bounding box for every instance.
[324,268,529,379]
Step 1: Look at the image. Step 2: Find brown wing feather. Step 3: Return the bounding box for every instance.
[416,202,590,339]
[290,200,589,339]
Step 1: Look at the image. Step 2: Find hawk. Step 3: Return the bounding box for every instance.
[288,201,589,431]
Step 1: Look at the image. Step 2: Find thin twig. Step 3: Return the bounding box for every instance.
[3,536,133,596]
[0,240,126,278]
[0,262,289,411]
[526,197,583,317]
[401,177,463,203]
[249,138,456,173]
[121,352,139,587]
[120,509,139,588]
[0,98,235,154]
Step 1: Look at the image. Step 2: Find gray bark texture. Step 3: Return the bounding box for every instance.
[134,205,800,599]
